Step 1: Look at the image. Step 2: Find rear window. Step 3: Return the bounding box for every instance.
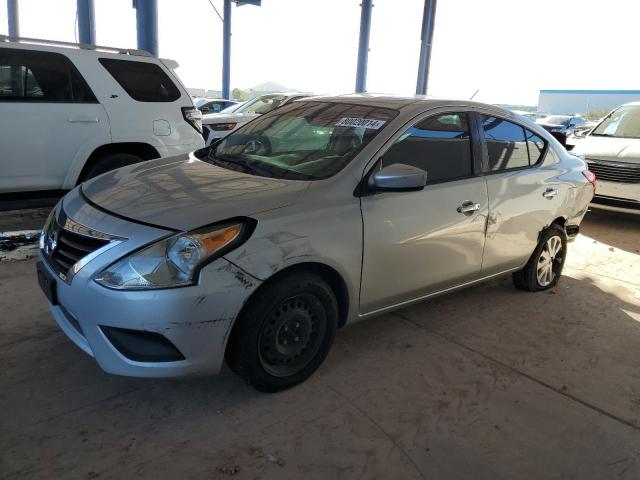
[99,58,180,102]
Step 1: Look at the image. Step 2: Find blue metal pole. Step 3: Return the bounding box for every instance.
[222,0,232,99]
[416,0,437,95]
[7,0,19,38]
[77,0,96,45]
[135,0,158,56]
[355,0,373,93]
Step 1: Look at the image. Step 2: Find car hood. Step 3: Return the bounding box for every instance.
[81,153,310,231]
[202,112,259,125]
[572,135,640,164]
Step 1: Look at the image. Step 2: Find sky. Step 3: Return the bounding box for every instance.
[1,0,639,105]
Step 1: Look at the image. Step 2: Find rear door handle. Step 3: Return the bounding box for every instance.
[542,188,559,199]
[67,117,99,123]
[457,201,481,215]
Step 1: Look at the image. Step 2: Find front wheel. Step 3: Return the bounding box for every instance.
[513,224,567,292]
[225,272,338,392]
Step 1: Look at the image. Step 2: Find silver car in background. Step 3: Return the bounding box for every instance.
[572,102,640,214]
[37,95,595,392]
[201,92,311,146]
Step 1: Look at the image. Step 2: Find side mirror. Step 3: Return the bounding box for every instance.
[370,163,427,191]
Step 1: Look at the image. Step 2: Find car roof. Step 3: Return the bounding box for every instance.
[295,93,512,115]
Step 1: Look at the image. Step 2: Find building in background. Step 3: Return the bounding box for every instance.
[538,89,640,116]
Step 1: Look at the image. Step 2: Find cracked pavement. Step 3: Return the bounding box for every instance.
[1,209,639,479]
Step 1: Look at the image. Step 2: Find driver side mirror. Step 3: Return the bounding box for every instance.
[370,163,428,191]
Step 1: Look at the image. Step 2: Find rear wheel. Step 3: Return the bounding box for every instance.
[225,272,338,392]
[81,153,143,182]
[513,224,567,292]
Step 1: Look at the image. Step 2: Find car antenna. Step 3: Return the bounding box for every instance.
[469,89,479,100]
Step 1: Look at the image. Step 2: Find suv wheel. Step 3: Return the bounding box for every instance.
[225,272,338,392]
[513,224,567,292]
[81,153,143,182]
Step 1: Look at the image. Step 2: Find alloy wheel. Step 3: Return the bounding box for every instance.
[536,235,563,287]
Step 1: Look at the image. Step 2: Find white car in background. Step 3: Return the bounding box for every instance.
[201,92,311,145]
[0,36,204,194]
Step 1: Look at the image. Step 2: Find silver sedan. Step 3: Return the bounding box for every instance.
[37,95,595,391]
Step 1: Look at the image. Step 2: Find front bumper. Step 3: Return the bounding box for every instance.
[590,179,640,215]
[39,189,261,378]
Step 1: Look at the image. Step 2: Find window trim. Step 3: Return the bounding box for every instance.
[0,48,98,104]
[473,111,549,175]
[358,108,482,196]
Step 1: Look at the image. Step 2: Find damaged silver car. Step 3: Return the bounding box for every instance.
[37,95,595,391]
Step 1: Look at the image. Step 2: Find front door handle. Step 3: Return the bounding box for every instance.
[457,201,481,215]
[542,188,559,199]
[67,117,99,123]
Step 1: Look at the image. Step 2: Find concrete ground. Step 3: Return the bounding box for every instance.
[1,209,639,479]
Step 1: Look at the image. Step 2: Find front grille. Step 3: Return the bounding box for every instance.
[587,160,640,184]
[43,213,110,278]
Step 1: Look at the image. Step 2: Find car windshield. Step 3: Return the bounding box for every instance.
[543,115,571,126]
[591,105,640,139]
[204,101,398,180]
[237,95,288,115]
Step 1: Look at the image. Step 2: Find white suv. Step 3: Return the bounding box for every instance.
[0,36,204,194]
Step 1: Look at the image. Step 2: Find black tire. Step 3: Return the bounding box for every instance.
[513,224,567,292]
[81,153,143,182]
[225,272,338,392]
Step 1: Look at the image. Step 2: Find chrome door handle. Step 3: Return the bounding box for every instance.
[457,201,481,215]
[542,188,559,199]
[67,117,99,123]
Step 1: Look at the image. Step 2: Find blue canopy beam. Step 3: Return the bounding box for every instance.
[134,0,158,56]
[355,0,373,93]
[222,0,232,99]
[416,0,437,95]
[7,0,19,37]
[77,0,96,45]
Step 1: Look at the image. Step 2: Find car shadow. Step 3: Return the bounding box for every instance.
[4,262,640,478]
[580,208,640,254]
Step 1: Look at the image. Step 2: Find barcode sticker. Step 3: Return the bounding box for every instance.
[335,117,386,129]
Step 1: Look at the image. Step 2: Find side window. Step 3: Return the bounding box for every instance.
[0,48,96,103]
[525,130,546,165]
[481,115,529,171]
[381,112,473,184]
[99,58,180,102]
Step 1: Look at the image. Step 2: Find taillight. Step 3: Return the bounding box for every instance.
[582,170,596,193]
[182,107,203,134]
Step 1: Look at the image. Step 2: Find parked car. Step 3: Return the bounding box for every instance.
[37,95,594,391]
[536,115,586,146]
[194,97,238,115]
[571,102,640,214]
[201,92,311,145]
[0,36,204,194]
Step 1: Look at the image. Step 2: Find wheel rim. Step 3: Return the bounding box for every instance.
[536,235,563,287]
[258,294,326,378]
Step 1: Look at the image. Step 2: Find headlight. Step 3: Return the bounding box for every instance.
[209,122,237,131]
[94,221,252,290]
[39,205,58,249]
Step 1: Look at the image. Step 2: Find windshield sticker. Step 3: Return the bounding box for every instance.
[335,117,386,129]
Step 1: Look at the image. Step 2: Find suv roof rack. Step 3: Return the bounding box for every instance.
[0,35,153,57]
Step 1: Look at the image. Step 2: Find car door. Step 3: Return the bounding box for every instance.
[360,110,489,314]
[0,48,109,193]
[476,112,566,276]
